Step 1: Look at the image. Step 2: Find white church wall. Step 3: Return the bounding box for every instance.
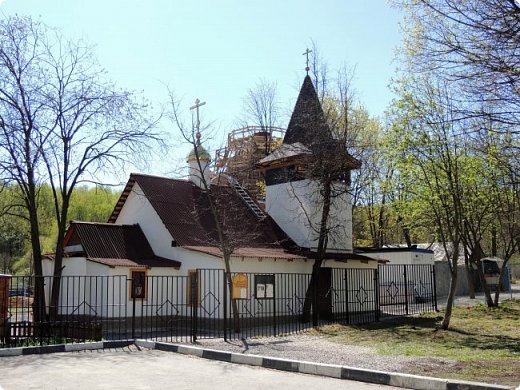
[188,158,211,189]
[42,256,87,277]
[47,254,377,319]
[323,259,377,270]
[85,260,110,276]
[230,257,312,274]
[115,182,178,262]
[42,257,53,277]
[322,182,353,252]
[65,257,87,276]
[266,179,312,248]
[265,179,353,252]
[174,248,223,272]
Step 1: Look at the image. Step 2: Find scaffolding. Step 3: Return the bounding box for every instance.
[215,126,285,199]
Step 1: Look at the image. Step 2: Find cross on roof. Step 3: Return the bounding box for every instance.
[302,48,312,74]
[190,98,206,144]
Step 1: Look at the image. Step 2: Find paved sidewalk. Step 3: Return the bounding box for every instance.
[0,340,511,390]
[439,283,520,308]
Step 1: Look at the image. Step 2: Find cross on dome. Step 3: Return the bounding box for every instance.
[190,98,206,145]
[302,48,312,75]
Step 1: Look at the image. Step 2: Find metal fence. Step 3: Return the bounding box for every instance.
[0,265,436,348]
[378,264,438,317]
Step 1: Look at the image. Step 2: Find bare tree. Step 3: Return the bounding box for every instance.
[0,16,53,320]
[0,16,162,317]
[42,40,161,316]
[222,79,284,197]
[395,0,520,134]
[393,0,520,309]
[241,79,281,136]
[167,92,251,332]
[308,41,329,103]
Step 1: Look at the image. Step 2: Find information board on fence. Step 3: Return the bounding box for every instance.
[232,273,248,299]
[255,274,275,299]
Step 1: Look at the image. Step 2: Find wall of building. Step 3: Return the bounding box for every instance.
[434,262,470,297]
[265,179,353,252]
[115,182,178,263]
[49,252,377,319]
[363,250,434,265]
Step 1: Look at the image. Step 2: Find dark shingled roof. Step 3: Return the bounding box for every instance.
[64,221,181,268]
[109,174,298,250]
[276,75,361,169]
[104,174,380,262]
[283,75,335,149]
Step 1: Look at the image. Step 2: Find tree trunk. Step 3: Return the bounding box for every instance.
[464,252,475,299]
[29,221,46,324]
[475,263,495,307]
[441,261,457,330]
[302,180,332,326]
[223,253,240,333]
[27,194,46,323]
[491,227,497,257]
[470,244,494,307]
[493,260,509,306]
[301,271,315,323]
[49,196,70,320]
[49,235,65,320]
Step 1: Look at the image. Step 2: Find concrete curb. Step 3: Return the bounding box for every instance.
[134,340,512,390]
[1,339,513,390]
[0,339,133,357]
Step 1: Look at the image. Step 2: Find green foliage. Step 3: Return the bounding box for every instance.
[0,184,119,274]
[390,0,520,267]
[68,186,120,222]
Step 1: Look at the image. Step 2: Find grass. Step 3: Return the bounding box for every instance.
[311,299,520,386]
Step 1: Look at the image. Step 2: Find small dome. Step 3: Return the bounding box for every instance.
[186,144,211,162]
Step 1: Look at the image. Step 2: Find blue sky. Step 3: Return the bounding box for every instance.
[0,0,404,180]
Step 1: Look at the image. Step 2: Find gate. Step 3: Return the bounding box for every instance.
[378,264,437,317]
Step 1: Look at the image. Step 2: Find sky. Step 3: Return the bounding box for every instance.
[0,0,404,181]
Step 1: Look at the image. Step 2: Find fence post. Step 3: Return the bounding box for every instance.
[431,265,438,311]
[0,274,10,347]
[403,265,409,316]
[131,301,136,339]
[374,268,380,322]
[223,271,227,341]
[273,277,277,336]
[190,271,198,343]
[345,270,350,324]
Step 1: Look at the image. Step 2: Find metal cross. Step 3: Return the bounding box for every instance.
[190,98,206,144]
[302,48,312,74]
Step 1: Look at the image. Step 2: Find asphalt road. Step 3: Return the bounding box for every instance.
[0,348,404,390]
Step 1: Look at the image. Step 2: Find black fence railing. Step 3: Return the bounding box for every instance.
[0,265,436,348]
[378,264,438,317]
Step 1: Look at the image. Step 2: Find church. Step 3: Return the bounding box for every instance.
[43,74,380,282]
